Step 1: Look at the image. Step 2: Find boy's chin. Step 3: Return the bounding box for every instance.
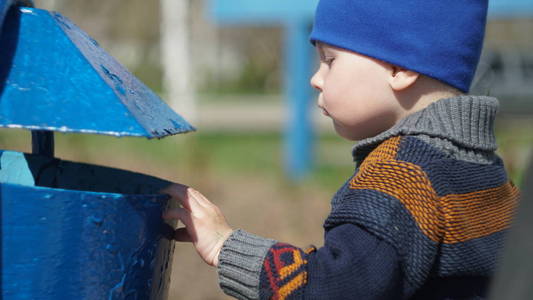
[333,122,382,141]
[333,123,363,141]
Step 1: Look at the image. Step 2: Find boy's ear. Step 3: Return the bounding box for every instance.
[388,65,419,91]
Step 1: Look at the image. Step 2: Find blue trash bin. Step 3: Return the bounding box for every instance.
[1,150,176,299]
[0,1,195,299]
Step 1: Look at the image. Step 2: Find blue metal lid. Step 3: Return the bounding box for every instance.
[0,6,195,138]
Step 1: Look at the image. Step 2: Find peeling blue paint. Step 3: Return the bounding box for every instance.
[0,6,195,138]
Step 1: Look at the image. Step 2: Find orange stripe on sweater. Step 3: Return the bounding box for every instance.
[278,272,307,299]
[350,137,519,244]
[440,183,519,243]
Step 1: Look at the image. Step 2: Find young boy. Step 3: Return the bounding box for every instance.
[163,0,520,299]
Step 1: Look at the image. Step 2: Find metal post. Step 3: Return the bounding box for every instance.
[284,19,314,180]
[31,130,54,157]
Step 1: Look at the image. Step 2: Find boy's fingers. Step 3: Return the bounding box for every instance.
[188,188,214,208]
[160,183,188,196]
[161,184,203,212]
[162,207,192,227]
[174,228,193,242]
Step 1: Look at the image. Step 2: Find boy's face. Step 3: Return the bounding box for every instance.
[311,43,402,141]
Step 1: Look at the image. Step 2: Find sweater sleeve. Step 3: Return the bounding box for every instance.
[217,224,401,300]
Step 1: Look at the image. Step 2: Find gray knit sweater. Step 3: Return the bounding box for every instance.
[216,95,516,299]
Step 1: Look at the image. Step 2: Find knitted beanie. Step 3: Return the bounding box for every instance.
[309,0,488,92]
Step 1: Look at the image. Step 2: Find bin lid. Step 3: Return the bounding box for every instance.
[0,6,195,138]
[0,1,32,32]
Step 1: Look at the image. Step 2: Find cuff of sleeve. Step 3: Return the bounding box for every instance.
[217,229,277,300]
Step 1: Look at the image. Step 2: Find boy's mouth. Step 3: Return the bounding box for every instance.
[318,106,330,117]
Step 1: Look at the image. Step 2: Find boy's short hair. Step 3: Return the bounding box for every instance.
[310,0,489,93]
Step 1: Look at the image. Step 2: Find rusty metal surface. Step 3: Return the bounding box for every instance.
[0,6,194,138]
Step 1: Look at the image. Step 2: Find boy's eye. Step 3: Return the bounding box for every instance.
[320,55,335,66]
[323,57,335,66]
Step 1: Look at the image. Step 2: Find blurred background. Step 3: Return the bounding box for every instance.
[1,0,532,299]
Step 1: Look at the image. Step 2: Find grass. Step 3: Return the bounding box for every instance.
[0,129,354,193]
[495,116,533,186]
[0,117,531,192]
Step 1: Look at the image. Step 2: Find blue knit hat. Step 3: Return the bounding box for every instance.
[310,0,488,92]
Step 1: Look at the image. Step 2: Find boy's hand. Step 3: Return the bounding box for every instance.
[161,184,233,267]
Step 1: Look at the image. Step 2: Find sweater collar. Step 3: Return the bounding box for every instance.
[352,95,499,162]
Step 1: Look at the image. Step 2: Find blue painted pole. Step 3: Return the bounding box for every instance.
[489,0,533,18]
[284,19,314,180]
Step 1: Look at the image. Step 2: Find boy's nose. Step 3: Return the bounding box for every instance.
[310,68,323,92]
